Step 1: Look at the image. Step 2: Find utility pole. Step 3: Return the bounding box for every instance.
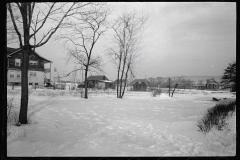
[168,78,171,97]
[50,62,52,86]
[58,72,59,83]
[53,68,57,90]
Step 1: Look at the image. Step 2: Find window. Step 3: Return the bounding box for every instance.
[17,71,21,78]
[29,83,32,85]
[10,71,14,77]
[29,60,38,65]
[29,72,37,77]
[35,83,38,85]
[15,59,21,66]
[29,55,35,59]
[29,72,33,76]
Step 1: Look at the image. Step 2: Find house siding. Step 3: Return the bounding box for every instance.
[86,75,110,89]
[7,70,45,86]
[97,82,105,89]
[133,82,147,91]
[7,48,51,86]
[131,79,149,91]
[8,51,45,71]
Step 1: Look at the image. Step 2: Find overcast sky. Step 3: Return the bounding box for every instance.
[8,2,236,82]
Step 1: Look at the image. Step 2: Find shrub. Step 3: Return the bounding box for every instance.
[151,89,162,97]
[197,99,236,133]
[7,97,19,126]
[7,97,15,124]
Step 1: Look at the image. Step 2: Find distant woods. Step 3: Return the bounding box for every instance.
[147,77,193,90]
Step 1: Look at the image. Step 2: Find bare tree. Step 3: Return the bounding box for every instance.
[7,2,94,124]
[55,3,110,99]
[198,79,204,85]
[171,76,183,97]
[107,11,149,98]
[156,77,165,88]
[7,4,20,44]
[168,77,171,97]
[148,77,157,88]
[71,65,77,90]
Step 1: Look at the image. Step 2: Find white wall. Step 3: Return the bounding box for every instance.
[97,82,105,89]
[7,70,45,86]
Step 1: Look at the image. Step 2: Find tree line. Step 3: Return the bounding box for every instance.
[147,77,194,89]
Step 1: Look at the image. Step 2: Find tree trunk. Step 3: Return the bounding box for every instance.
[116,74,119,98]
[119,55,127,98]
[121,65,130,98]
[116,55,122,98]
[168,78,171,97]
[19,46,30,124]
[171,83,178,97]
[84,67,88,99]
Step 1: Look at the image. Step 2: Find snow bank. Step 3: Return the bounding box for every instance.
[206,111,236,148]
[159,93,171,99]
[7,90,236,156]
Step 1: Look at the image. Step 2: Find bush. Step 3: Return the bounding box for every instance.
[151,89,162,97]
[7,97,20,126]
[197,99,236,133]
[7,97,15,124]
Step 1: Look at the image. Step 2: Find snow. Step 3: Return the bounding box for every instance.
[7,89,236,156]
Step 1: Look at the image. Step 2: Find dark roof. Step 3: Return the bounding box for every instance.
[193,84,206,87]
[132,79,149,84]
[206,78,219,84]
[7,47,21,55]
[7,47,52,63]
[87,75,108,81]
[114,79,127,83]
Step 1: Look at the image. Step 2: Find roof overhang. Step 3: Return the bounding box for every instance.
[7,48,52,63]
[7,49,21,57]
[34,50,52,63]
[99,80,113,83]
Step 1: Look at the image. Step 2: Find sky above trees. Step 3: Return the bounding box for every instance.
[8,2,236,82]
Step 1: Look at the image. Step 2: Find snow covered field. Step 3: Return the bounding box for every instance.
[7,89,236,156]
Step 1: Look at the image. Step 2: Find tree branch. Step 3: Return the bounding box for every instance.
[8,3,23,47]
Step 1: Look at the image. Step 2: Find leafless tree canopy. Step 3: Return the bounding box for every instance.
[107,11,149,98]
[7,2,104,124]
[7,2,98,48]
[55,3,111,98]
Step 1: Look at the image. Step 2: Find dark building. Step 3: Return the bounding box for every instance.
[206,78,220,90]
[193,84,206,90]
[86,75,112,89]
[7,47,52,86]
[113,79,128,89]
[132,79,149,91]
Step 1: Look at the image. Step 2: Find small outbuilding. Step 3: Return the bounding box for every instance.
[206,78,220,90]
[131,79,149,91]
[113,79,128,89]
[86,75,113,89]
